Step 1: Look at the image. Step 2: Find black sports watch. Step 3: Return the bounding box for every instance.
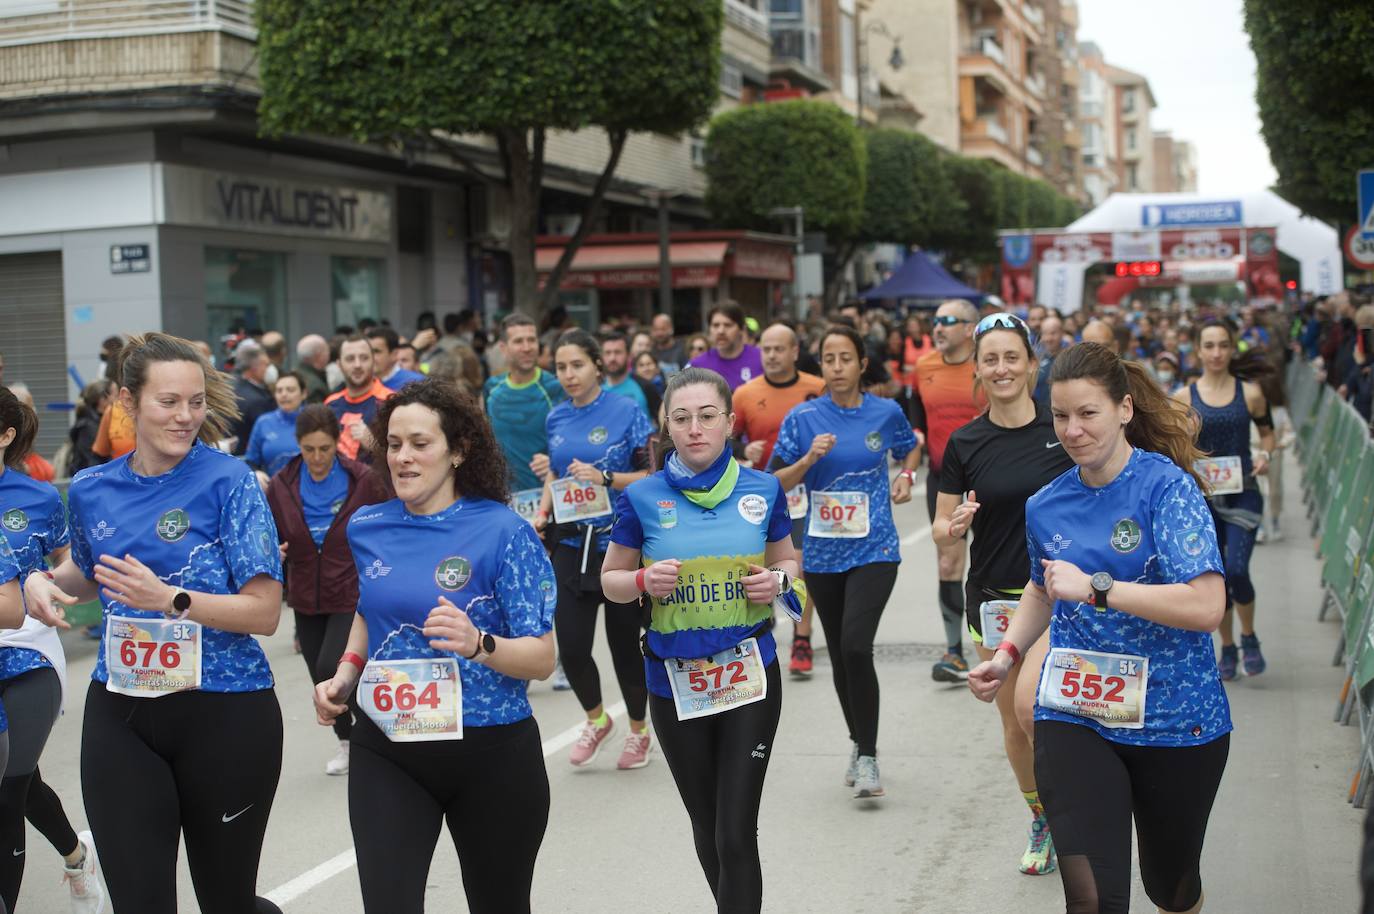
[601,469,615,488]
[167,587,192,619]
[467,631,496,662]
[1090,572,1113,612]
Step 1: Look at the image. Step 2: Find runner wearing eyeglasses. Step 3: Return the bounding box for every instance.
[912,299,984,683]
[772,325,919,799]
[934,313,1072,876]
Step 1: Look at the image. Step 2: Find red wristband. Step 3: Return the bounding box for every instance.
[996,642,1021,666]
[635,567,647,593]
[338,651,365,670]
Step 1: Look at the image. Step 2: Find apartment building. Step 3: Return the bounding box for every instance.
[1106,63,1155,193]
[1036,0,1082,201]
[1152,131,1199,193]
[1078,41,1117,205]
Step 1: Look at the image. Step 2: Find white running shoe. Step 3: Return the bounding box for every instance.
[325,740,350,776]
[64,830,106,914]
[852,755,885,799]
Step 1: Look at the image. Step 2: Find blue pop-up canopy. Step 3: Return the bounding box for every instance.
[859,250,985,305]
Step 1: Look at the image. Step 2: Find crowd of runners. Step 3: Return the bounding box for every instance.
[0,288,1335,913]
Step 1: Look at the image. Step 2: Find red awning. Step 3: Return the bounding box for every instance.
[537,241,729,290]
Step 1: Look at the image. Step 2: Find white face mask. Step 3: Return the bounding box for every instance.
[1156,369,1175,385]
[264,364,279,387]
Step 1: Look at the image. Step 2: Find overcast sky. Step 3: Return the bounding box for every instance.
[1076,0,1278,197]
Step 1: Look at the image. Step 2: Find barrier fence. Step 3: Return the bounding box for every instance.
[1290,358,1374,806]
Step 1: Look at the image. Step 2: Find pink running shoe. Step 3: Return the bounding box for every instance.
[617,730,653,770]
[569,715,615,767]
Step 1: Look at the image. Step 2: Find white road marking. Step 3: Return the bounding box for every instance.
[263,700,629,906]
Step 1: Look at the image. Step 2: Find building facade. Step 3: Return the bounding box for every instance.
[1152,131,1199,193]
[1106,63,1155,193]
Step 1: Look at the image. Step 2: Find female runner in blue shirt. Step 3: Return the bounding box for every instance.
[313,378,556,914]
[969,342,1230,914]
[771,325,918,799]
[532,329,655,769]
[1172,319,1275,681]
[0,388,104,913]
[244,369,306,478]
[602,366,798,914]
[24,333,286,914]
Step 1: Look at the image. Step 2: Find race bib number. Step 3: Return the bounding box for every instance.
[550,477,613,525]
[666,637,768,721]
[105,616,202,698]
[979,600,1017,649]
[358,658,462,742]
[786,484,809,520]
[1037,648,1148,730]
[1194,455,1243,496]
[510,488,543,525]
[807,491,870,539]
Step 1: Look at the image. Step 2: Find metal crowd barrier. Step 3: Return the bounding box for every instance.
[1290,359,1374,806]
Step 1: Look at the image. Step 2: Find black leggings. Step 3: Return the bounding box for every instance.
[295,611,356,741]
[650,659,782,914]
[552,544,647,721]
[806,563,899,756]
[0,668,79,913]
[350,713,549,914]
[81,682,284,914]
[1035,720,1229,913]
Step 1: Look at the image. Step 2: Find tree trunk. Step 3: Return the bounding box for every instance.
[539,128,630,314]
[501,127,541,320]
[823,240,861,311]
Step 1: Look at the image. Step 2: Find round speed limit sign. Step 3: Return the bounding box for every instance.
[1345,225,1374,270]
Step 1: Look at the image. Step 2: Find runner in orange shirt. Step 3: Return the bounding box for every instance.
[734,323,826,675]
[324,335,393,463]
[912,299,983,682]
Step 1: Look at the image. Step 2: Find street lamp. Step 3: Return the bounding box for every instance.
[643,188,682,319]
[857,19,904,127]
[768,205,805,316]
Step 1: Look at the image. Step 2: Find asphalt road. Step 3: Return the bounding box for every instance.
[17,456,1364,912]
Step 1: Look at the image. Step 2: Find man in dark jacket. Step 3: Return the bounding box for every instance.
[228,341,276,454]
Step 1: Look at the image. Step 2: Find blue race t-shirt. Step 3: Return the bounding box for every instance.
[1026,448,1230,747]
[772,393,917,573]
[381,367,427,392]
[483,368,565,492]
[244,408,300,477]
[611,466,792,699]
[0,541,15,730]
[346,497,556,727]
[546,391,654,551]
[300,459,350,547]
[602,375,649,417]
[68,443,283,693]
[0,468,68,681]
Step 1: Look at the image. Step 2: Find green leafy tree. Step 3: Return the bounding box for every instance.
[256,0,723,315]
[1244,0,1374,222]
[938,155,1006,264]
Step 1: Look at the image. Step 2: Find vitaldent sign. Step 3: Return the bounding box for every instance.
[160,164,392,243]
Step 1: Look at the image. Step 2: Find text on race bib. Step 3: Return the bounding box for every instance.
[550,477,613,525]
[1194,455,1243,496]
[358,657,463,742]
[979,600,1017,649]
[510,488,543,525]
[786,484,809,520]
[666,637,768,721]
[807,491,870,539]
[1036,647,1148,730]
[105,616,202,698]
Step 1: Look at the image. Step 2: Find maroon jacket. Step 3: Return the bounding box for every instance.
[266,455,390,614]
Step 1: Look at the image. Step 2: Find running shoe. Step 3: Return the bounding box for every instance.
[64,830,106,914]
[852,755,884,799]
[1019,816,1057,875]
[1218,644,1239,681]
[1267,520,1284,542]
[1255,526,1268,545]
[1240,633,1266,676]
[569,715,615,767]
[931,651,969,683]
[552,662,572,691]
[325,740,350,776]
[617,730,652,770]
[789,637,813,676]
[843,743,859,787]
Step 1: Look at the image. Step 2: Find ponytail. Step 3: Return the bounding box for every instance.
[119,332,239,445]
[1050,343,1208,491]
[0,387,38,471]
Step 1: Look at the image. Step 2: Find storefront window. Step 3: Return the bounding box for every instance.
[205,247,287,351]
[331,256,386,329]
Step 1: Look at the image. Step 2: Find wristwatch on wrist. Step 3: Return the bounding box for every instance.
[166,587,192,620]
[467,631,496,662]
[601,468,615,488]
[1090,572,1113,612]
[771,568,792,595]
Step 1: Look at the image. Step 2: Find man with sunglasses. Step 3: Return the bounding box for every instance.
[911,299,984,682]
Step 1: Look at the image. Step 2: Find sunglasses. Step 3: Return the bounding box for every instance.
[975,313,1031,337]
[932,315,971,327]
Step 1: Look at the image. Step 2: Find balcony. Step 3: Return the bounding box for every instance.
[962,114,1019,171]
[0,0,260,103]
[1080,100,1104,119]
[1063,122,1082,148]
[1026,145,1044,168]
[724,0,770,42]
[770,23,831,93]
[1021,2,1044,31]
[1061,0,1078,28]
[970,33,1006,67]
[1025,71,1046,98]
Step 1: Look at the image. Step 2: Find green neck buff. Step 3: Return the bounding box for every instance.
[679,456,740,510]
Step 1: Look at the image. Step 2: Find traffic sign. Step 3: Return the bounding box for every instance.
[1359,170,1374,240]
[1345,224,1374,271]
